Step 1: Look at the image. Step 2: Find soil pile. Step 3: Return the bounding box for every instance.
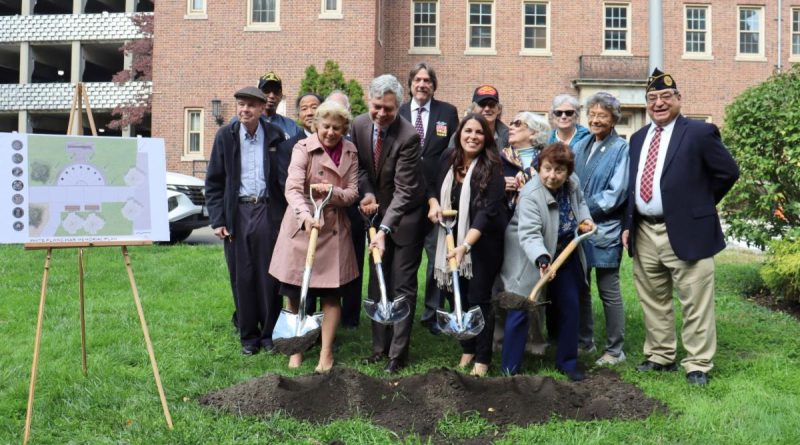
[200,367,665,438]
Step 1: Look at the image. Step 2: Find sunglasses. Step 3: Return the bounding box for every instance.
[553,110,576,117]
[510,120,531,129]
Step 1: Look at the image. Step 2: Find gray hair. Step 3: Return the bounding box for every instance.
[513,111,551,146]
[368,74,403,106]
[585,92,622,123]
[550,94,580,113]
[326,89,351,112]
[314,100,353,129]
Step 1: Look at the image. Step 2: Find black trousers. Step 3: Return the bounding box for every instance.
[341,203,365,326]
[223,202,279,348]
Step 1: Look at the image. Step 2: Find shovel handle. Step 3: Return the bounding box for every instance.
[367,227,382,264]
[305,227,320,267]
[442,209,458,218]
[445,233,458,272]
[527,239,579,303]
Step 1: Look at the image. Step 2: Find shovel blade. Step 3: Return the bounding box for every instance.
[271,310,324,356]
[435,306,486,340]
[363,295,411,325]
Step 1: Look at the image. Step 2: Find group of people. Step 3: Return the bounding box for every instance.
[205,65,739,385]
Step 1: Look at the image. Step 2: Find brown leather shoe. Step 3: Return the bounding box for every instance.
[384,359,404,374]
[636,360,678,372]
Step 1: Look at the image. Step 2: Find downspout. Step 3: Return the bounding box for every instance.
[649,0,663,72]
[777,0,783,71]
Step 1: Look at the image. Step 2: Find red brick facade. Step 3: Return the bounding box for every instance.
[153,1,800,175]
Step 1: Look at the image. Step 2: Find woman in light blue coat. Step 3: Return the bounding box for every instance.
[572,92,629,365]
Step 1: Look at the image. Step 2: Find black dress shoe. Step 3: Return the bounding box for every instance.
[241,345,260,356]
[686,371,709,385]
[636,360,678,372]
[561,369,585,382]
[384,359,404,374]
[362,353,386,365]
[260,340,275,353]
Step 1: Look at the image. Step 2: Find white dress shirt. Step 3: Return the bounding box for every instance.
[411,98,432,141]
[634,117,677,216]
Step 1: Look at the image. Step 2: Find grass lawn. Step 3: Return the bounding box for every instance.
[0,244,798,444]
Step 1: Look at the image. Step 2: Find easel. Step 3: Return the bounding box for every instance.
[22,83,173,445]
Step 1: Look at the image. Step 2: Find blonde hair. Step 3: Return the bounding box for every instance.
[313,100,353,131]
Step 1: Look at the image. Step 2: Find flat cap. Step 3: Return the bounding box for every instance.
[234,86,266,103]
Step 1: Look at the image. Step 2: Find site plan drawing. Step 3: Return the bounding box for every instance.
[1,133,169,243]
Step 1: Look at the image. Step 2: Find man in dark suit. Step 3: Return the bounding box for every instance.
[622,69,739,385]
[205,86,285,355]
[353,74,429,374]
[398,63,459,334]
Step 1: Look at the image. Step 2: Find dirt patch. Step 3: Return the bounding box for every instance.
[747,289,800,321]
[200,367,665,439]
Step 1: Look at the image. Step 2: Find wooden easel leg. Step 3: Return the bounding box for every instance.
[120,246,173,429]
[78,248,88,376]
[23,248,53,445]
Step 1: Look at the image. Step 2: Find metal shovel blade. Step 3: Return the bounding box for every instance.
[435,305,485,340]
[363,295,411,325]
[271,310,324,356]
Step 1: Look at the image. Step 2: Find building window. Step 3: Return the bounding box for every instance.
[684,5,711,57]
[521,2,550,55]
[185,109,203,156]
[319,0,342,19]
[247,0,280,31]
[792,8,800,58]
[185,0,206,19]
[411,1,438,50]
[466,1,495,54]
[737,6,764,59]
[603,3,630,54]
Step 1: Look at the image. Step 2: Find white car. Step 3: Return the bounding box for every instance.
[166,171,210,243]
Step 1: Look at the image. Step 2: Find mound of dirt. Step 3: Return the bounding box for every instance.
[200,367,665,438]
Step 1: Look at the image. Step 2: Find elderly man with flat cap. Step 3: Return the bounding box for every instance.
[205,86,286,355]
[622,69,739,385]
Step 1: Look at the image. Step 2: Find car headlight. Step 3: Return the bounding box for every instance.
[168,196,179,212]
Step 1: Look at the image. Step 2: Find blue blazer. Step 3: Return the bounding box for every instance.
[623,115,739,261]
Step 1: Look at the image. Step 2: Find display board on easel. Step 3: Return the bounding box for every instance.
[17,83,173,445]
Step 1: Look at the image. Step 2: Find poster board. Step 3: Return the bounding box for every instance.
[1,132,169,244]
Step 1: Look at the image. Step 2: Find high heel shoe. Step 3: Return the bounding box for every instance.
[470,363,489,377]
[314,361,334,374]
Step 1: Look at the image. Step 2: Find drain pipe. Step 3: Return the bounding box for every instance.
[649,0,663,72]
[777,0,783,71]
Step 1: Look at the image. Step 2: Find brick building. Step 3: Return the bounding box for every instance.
[156,1,798,174]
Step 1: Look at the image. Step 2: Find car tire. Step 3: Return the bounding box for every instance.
[169,229,192,244]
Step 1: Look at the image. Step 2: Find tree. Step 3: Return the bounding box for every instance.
[721,64,800,248]
[297,60,367,116]
[107,13,153,130]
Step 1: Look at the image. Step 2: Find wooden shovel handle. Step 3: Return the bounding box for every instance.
[310,183,332,193]
[305,227,320,267]
[442,209,458,218]
[527,239,580,303]
[445,233,458,272]
[367,227,382,264]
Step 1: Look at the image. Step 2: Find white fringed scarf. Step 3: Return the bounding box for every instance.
[434,158,476,290]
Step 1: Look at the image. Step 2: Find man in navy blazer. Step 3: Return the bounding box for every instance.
[398,63,459,333]
[622,69,739,385]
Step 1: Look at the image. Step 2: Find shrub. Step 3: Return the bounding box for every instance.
[721,64,800,249]
[760,238,800,302]
[298,61,367,116]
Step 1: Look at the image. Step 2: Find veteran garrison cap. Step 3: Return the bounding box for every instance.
[647,68,677,92]
[257,70,283,91]
[234,86,266,103]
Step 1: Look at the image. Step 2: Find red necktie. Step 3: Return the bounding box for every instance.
[373,129,383,173]
[414,107,425,142]
[639,126,662,203]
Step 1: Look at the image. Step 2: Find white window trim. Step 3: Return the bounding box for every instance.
[601,2,632,56]
[184,0,207,20]
[682,4,712,60]
[183,108,205,159]
[790,8,800,62]
[464,0,497,56]
[409,0,441,55]
[735,5,766,61]
[519,1,551,56]
[245,0,281,32]
[319,0,343,20]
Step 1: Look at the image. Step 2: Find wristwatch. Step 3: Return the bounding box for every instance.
[379,225,391,235]
[462,241,472,253]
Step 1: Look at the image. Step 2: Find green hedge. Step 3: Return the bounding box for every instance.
[761,239,800,301]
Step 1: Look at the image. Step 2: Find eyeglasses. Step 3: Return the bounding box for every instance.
[510,120,529,129]
[553,110,576,117]
[646,91,677,103]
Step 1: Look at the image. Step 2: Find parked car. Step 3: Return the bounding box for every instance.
[166,171,209,243]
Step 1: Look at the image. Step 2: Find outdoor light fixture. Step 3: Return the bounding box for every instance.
[211,98,224,126]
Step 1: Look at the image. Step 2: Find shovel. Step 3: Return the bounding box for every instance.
[435,210,486,340]
[272,184,334,356]
[362,214,411,325]
[495,223,598,312]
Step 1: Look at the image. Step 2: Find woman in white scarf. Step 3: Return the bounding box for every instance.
[427,113,508,376]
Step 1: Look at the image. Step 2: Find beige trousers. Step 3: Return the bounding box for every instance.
[633,221,716,373]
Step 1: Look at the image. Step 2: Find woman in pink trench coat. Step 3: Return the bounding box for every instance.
[269,101,359,372]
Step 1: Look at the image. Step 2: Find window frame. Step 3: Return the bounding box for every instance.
[520,1,551,56]
[183,108,204,158]
[409,0,441,55]
[601,2,632,56]
[465,0,496,55]
[791,8,800,62]
[319,0,342,20]
[682,4,712,59]
[736,5,766,61]
[246,0,281,32]
[184,0,207,20]
[685,115,712,123]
